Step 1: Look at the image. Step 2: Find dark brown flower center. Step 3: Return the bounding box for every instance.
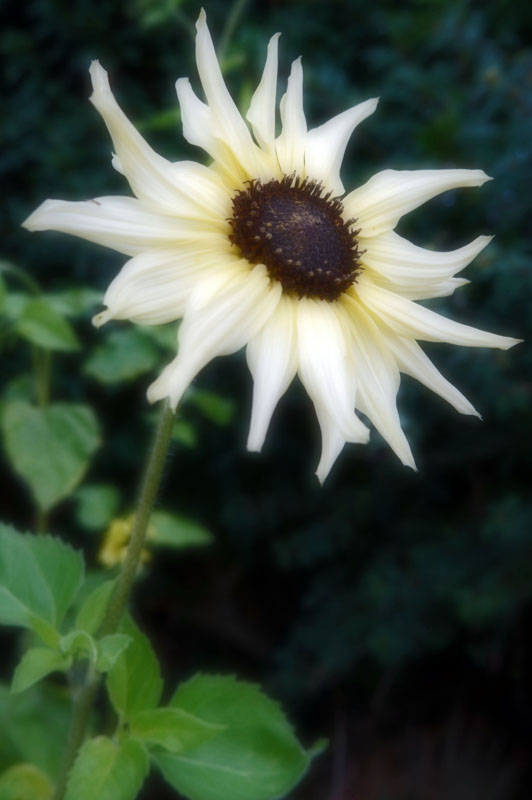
[228,175,361,301]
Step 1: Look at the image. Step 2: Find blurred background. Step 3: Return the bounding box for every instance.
[1,0,532,797]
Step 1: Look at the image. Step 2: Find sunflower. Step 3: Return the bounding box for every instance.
[23,11,519,481]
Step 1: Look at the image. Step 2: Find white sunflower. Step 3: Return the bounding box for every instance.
[23,10,519,481]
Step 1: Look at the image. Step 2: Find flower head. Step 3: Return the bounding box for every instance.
[23,11,519,481]
[99,515,152,568]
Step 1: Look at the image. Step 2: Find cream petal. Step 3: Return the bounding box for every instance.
[355,279,520,349]
[397,277,470,301]
[305,98,379,195]
[344,168,491,237]
[246,295,297,452]
[97,244,240,326]
[194,10,268,178]
[22,197,212,256]
[246,33,280,152]
[111,153,124,174]
[341,300,415,468]
[296,298,369,443]
[361,231,493,283]
[366,268,470,300]
[276,58,307,175]
[314,405,347,484]
[147,265,282,409]
[175,77,216,154]
[386,335,480,417]
[90,61,214,219]
[167,161,231,221]
[175,79,249,184]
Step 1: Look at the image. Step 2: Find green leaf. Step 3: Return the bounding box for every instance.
[0,525,55,631]
[307,738,329,759]
[150,511,213,550]
[0,524,83,642]
[15,299,80,352]
[0,763,53,800]
[84,329,160,385]
[186,389,235,427]
[0,376,33,406]
[65,737,149,800]
[76,579,117,635]
[106,616,162,720]
[74,484,121,532]
[155,675,312,800]
[28,535,84,625]
[45,288,102,318]
[60,630,98,663]
[1,291,30,321]
[97,634,131,672]
[130,708,224,754]
[2,402,101,511]
[11,648,70,694]
[0,683,70,776]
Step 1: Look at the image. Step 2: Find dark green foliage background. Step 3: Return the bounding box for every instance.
[2,0,532,796]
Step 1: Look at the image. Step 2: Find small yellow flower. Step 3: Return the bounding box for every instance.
[99,515,152,568]
[23,10,519,481]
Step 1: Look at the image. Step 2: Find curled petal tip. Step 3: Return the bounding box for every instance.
[111,153,124,174]
[315,469,326,486]
[146,380,164,404]
[315,460,337,484]
[246,440,263,454]
[459,398,482,419]
[21,212,35,231]
[478,170,493,184]
[196,8,207,28]
[89,60,109,94]
[147,372,179,409]
[92,309,112,328]
[472,234,494,250]
[21,199,53,231]
[356,426,371,445]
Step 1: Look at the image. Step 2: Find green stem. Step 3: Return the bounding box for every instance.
[36,508,47,535]
[33,347,51,407]
[100,402,175,635]
[217,0,248,65]
[52,401,175,800]
[52,666,99,800]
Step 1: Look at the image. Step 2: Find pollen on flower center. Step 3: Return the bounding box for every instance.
[229,175,362,301]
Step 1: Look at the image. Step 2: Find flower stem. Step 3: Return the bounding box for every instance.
[100,402,175,635]
[52,401,175,800]
[52,666,99,800]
